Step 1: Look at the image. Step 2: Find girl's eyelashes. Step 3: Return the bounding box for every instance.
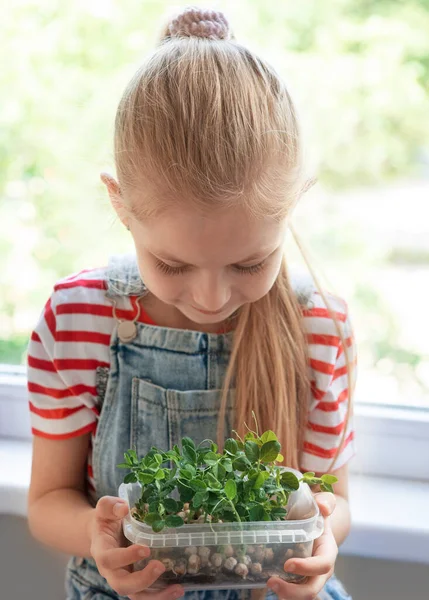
[154,259,267,276]
[232,261,266,275]
[155,260,190,276]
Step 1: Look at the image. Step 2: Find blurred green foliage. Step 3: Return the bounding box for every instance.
[1,1,428,404]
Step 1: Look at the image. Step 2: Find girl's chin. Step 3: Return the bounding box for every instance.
[180,304,237,325]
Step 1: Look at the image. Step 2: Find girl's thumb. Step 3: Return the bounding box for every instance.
[314,492,336,517]
[95,496,129,520]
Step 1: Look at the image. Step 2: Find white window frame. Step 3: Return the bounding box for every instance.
[2,363,429,563]
[1,363,429,481]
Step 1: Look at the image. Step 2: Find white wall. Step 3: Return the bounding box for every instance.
[1,515,428,600]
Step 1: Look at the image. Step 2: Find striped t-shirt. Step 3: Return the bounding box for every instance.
[27,266,357,494]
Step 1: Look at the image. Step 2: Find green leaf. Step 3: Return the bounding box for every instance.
[220,509,235,522]
[253,471,270,489]
[193,491,208,508]
[161,482,175,496]
[275,453,284,462]
[304,476,323,486]
[271,507,287,518]
[178,484,194,502]
[124,472,137,484]
[303,472,315,478]
[260,440,281,463]
[211,498,228,514]
[165,450,179,458]
[210,442,218,452]
[165,515,184,528]
[137,472,155,485]
[224,438,238,455]
[204,452,219,465]
[117,462,131,469]
[163,498,178,513]
[142,487,153,501]
[152,520,165,532]
[182,437,196,449]
[321,474,338,485]
[225,479,237,500]
[280,471,300,491]
[190,478,207,491]
[206,473,222,489]
[260,430,278,444]
[183,445,197,464]
[221,458,233,472]
[180,465,195,479]
[165,450,180,464]
[197,448,211,462]
[155,469,165,480]
[217,463,226,480]
[233,456,251,471]
[244,441,260,463]
[144,512,161,525]
[127,449,138,462]
[249,505,264,521]
[255,487,266,500]
[154,453,163,465]
[321,482,335,494]
[124,452,133,466]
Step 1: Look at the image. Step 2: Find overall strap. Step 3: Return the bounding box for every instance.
[105,253,147,298]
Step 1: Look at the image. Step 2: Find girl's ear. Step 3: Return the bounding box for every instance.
[100,172,129,227]
[100,172,121,199]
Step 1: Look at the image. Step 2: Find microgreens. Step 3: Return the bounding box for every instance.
[118,416,337,533]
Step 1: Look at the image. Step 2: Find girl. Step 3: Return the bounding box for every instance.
[26,6,357,600]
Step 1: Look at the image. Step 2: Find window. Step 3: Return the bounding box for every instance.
[1,2,428,482]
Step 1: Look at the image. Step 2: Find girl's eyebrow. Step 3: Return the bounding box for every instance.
[153,248,276,264]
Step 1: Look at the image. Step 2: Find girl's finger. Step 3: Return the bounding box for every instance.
[284,554,333,577]
[312,519,337,556]
[285,526,337,577]
[313,493,336,517]
[97,544,150,571]
[131,584,185,600]
[109,559,174,597]
[95,496,129,522]
[267,574,325,600]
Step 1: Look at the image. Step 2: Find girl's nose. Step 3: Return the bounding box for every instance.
[192,271,231,312]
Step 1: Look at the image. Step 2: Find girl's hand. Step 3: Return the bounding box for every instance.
[267,493,338,600]
[90,496,185,600]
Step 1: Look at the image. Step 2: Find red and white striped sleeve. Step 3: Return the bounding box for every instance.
[300,292,357,474]
[26,272,110,440]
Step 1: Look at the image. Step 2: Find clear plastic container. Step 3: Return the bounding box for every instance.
[118,468,324,591]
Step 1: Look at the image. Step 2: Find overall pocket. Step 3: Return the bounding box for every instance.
[65,557,120,600]
[130,377,235,457]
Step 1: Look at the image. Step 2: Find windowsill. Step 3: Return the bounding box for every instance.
[1,439,428,563]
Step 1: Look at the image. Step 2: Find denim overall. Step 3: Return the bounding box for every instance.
[65,254,352,600]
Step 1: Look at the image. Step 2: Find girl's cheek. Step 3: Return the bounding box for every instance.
[140,268,181,300]
[240,266,281,301]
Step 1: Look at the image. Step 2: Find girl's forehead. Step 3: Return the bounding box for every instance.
[132,206,285,264]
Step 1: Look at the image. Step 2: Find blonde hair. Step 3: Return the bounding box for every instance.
[113,7,356,473]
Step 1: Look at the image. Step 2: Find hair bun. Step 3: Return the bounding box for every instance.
[167,6,233,40]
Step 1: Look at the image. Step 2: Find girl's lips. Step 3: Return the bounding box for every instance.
[192,305,226,315]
